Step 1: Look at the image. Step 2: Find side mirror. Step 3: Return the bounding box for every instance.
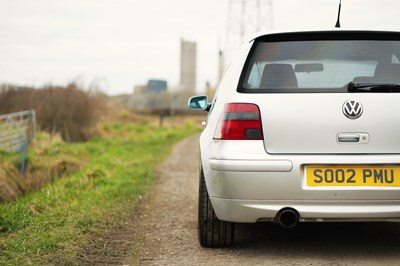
[188,95,210,111]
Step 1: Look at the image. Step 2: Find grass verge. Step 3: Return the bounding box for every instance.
[0,119,201,265]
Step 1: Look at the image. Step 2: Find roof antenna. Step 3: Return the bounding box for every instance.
[335,0,342,28]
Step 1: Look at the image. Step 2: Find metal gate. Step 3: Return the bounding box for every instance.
[0,110,36,153]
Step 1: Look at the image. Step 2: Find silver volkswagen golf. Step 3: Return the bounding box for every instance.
[189,30,400,247]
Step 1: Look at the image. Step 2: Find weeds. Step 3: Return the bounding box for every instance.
[0,119,201,265]
[0,83,105,142]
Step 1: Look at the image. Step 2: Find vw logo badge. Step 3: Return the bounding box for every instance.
[343,100,363,119]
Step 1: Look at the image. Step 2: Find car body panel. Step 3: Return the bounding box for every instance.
[194,30,400,224]
[210,197,400,223]
[259,93,400,154]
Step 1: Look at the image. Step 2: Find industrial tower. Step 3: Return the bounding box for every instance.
[180,39,197,93]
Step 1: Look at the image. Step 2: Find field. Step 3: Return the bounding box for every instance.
[0,113,202,265]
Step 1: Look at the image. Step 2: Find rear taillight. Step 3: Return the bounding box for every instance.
[213,103,263,140]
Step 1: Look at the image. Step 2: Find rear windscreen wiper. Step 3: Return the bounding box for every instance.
[347,81,400,92]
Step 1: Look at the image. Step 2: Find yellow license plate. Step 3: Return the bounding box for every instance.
[306,165,400,187]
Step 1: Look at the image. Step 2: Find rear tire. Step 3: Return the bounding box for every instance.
[198,165,235,247]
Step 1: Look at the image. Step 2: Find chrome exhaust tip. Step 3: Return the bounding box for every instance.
[277,208,299,229]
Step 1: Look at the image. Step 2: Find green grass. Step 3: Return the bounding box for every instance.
[0,120,200,265]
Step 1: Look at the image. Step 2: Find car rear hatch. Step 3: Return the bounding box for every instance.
[238,30,400,155]
[259,93,400,154]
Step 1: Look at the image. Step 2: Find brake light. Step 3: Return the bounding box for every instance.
[213,103,263,140]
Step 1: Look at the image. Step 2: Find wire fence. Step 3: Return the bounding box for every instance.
[0,110,36,153]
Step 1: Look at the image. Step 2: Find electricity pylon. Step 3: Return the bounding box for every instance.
[223,0,273,66]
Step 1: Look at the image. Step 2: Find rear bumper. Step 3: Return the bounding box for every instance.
[207,159,400,222]
[203,140,400,223]
[210,197,400,223]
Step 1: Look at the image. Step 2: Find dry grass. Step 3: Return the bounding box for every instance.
[0,83,105,142]
[0,157,82,202]
[0,132,82,202]
[0,89,204,202]
[0,115,201,265]
[0,108,204,202]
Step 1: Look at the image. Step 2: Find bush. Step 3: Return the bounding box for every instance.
[0,83,103,142]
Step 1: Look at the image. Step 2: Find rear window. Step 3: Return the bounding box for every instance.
[239,33,400,93]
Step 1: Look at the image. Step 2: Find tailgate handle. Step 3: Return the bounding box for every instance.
[338,135,359,143]
[337,133,369,144]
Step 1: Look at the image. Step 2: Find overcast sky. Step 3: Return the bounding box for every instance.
[0,0,399,95]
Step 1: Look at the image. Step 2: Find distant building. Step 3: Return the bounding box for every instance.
[132,80,168,110]
[147,79,167,94]
[180,39,197,93]
[205,81,216,100]
[134,84,147,95]
[218,50,224,83]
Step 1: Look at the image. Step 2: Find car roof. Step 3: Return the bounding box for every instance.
[248,29,400,42]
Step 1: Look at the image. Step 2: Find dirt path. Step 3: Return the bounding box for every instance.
[125,134,400,265]
[130,134,200,265]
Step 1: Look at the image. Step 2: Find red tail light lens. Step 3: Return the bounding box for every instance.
[213,103,263,140]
